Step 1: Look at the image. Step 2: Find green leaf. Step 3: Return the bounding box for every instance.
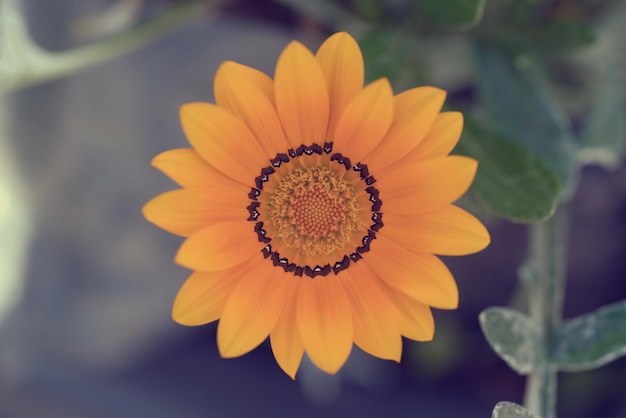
[479,307,540,375]
[492,401,538,418]
[454,119,561,222]
[474,41,576,197]
[418,0,487,28]
[551,299,626,372]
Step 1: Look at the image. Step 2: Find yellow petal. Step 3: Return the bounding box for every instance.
[410,111,463,161]
[315,32,364,140]
[366,87,445,172]
[342,263,402,362]
[142,187,248,237]
[180,103,268,186]
[379,156,478,215]
[217,264,294,358]
[175,222,259,272]
[172,259,259,326]
[333,78,393,164]
[274,41,329,146]
[297,276,353,374]
[216,61,274,103]
[351,261,435,341]
[364,233,459,309]
[150,148,225,189]
[389,287,435,342]
[382,205,490,256]
[214,61,290,155]
[270,277,303,379]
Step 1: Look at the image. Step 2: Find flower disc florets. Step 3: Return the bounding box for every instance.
[269,166,361,256]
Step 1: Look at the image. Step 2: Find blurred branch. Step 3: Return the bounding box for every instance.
[70,0,145,41]
[0,0,212,95]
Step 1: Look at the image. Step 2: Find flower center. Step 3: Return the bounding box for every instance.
[269,167,361,256]
[246,142,384,278]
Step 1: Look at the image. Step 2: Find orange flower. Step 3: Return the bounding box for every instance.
[143,32,489,378]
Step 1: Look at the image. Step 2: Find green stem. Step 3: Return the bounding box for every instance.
[523,206,568,418]
[1,0,209,95]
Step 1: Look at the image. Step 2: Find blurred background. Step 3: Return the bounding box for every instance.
[1,0,625,417]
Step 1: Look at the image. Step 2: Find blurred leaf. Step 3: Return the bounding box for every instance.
[512,0,540,24]
[416,35,474,91]
[418,0,487,28]
[578,88,626,169]
[576,0,626,169]
[525,21,597,50]
[474,41,576,197]
[455,119,561,222]
[492,401,538,418]
[274,0,370,35]
[482,21,596,53]
[359,28,405,84]
[479,307,540,375]
[354,0,381,22]
[551,299,626,372]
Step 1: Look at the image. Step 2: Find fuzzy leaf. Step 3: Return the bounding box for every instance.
[492,401,538,418]
[454,120,561,222]
[479,307,540,375]
[474,41,575,197]
[551,300,626,372]
[418,0,487,28]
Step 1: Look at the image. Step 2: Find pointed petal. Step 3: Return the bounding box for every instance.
[390,288,435,341]
[142,187,248,237]
[366,87,446,172]
[353,261,435,341]
[214,61,289,156]
[175,222,259,272]
[180,103,267,186]
[172,258,259,325]
[382,205,490,256]
[150,148,226,189]
[379,156,478,215]
[297,277,353,374]
[333,78,393,164]
[275,41,329,146]
[342,264,402,361]
[364,234,459,309]
[270,277,303,379]
[217,265,294,358]
[315,32,364,140]
[216,61,274,103]
[410,111,463,161]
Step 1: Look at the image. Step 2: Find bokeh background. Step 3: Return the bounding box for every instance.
[1,0,625,417]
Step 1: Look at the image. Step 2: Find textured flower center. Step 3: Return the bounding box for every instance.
[292,185,345,236]
[246,143,384,278]
[269,167,361,256]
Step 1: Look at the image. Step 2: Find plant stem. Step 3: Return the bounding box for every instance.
[523,205,568,418]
